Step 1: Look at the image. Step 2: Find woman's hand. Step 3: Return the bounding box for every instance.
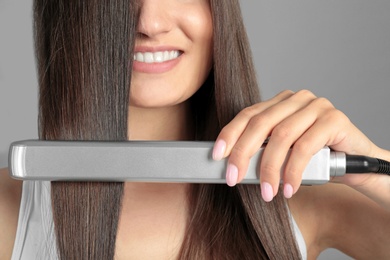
[332,148,390,211]
[212,90,390,205]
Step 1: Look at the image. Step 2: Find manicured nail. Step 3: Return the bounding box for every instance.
[226,164,238,187]
[283,183,294,199]
[261,182,274,202]
[212,139,226,161]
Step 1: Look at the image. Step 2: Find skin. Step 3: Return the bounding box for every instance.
[1,0,390,259]
[0,168,22,260]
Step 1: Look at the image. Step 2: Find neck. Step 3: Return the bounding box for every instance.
[127,101,194,141]
[123,100,193,219]
[118,102,192,258]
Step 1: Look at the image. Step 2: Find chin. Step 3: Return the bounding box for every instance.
[129,88,195,109]
[129,95,180,109]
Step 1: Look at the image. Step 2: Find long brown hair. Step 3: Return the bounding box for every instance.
[35,0,138,259]
[34,0,301,259]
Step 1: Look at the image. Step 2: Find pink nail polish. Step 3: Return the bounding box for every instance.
[261,182,274,202]
[283,184,294,199]
[226,164,238,187]
[213,139,226,161]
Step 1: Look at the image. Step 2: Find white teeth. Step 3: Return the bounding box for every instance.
[136,52,144,62]
[153,52,164,63]
[169,51,177,60]
[163,51,170,61]
[134,50,181,63]
[144,52,154,63]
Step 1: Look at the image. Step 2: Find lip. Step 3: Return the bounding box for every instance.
[132,46,184,74]
[134,45,183,53]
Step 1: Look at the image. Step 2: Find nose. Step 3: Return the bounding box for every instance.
[137,1,173,38]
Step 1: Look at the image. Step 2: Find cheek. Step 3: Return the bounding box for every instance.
[179,3,213,47]
[183,7,214,76]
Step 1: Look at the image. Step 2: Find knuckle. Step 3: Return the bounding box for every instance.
[260,163,280,177]
[248,113,269,129]
[296,89,316,99]
[272,90,295,101]
[280,89,295,96]
[240,106,258,118]
[292,140,311,155]
[311,97,334,109]
[231,144,250,160]
[329,109,348,121]
[324,109,350,126]
[272,125,292,141]
[284,164,304,180]
[219,125,239,139]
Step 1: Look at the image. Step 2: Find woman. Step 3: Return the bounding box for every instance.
[1,0,390,259]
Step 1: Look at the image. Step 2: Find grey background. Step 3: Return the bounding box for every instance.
[1,1,389,259]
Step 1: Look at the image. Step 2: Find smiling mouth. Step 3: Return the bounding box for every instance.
[134,50,183,63]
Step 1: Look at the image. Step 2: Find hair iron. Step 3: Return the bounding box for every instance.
[8,140,390,185]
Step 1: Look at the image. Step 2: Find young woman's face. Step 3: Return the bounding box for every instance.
[130,0,213,108]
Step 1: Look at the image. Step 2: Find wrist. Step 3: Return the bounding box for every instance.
[371,147,390,162]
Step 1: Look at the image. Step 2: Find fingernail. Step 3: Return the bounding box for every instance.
[226,164,238,187]
[213,139,226,161]
[283,183,294,199]
[261,182,274,202]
